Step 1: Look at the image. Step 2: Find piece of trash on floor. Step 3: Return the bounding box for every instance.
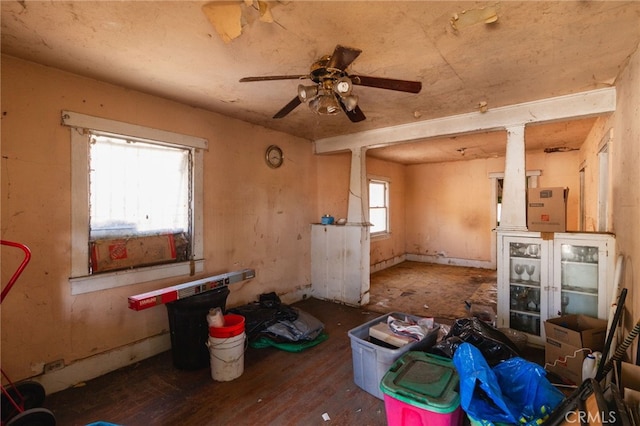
[423,304,429,309]
[322,412,331,421]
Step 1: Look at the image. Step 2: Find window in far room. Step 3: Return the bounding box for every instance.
[369,178,389,235]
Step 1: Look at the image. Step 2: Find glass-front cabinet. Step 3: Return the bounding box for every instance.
[505,237,548,337]
[497,231,615,346]
[554,238,610,319]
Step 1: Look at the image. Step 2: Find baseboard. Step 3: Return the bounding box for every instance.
[405,253,494,270]
[370,254,406,273]
[35,333,171,395]
[278,285,313,305]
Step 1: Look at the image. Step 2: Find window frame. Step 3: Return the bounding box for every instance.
[368,177,390,237]
[64,111,207,295]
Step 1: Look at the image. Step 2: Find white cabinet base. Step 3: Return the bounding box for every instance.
[311,224,370,306]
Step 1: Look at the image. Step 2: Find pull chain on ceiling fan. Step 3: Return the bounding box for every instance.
[239,45,422,123]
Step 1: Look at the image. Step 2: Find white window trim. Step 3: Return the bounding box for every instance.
[63,111,207,295]
[368,176,391,238]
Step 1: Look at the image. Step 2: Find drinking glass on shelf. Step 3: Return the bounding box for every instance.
[561,294,570,314]
[577,246,587,262]
[524,264,536,282]
[517,287,529,310]
[520,314,531,333]
[514,264,524,281]
[587,247,598,262]
[527,244,539,257]
[510,294,518,309]
[530,288,540,310]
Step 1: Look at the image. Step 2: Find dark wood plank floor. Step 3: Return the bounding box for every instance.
[42,268,543,426]
[43,298,389,426]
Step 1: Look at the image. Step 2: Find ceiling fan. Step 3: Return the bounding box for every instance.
[239,45,422,123]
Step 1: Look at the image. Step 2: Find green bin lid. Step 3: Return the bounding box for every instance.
[380,351,460,414]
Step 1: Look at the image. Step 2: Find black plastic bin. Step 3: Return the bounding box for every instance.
[165,287,230,370]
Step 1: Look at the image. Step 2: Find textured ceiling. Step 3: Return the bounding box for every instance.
[2,1,639,163]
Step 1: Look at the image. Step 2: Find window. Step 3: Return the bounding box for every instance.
[89,135,192,272]
[496,178,503,227]
[369,179,389,235]
[63,111,206,295]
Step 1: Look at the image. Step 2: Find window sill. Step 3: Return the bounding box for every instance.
[371,232,391,241]
[69,259,204,295]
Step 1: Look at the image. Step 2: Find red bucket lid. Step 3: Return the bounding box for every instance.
[209,314,245,338]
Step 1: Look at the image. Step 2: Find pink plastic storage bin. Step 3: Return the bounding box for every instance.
[380,352,463,426]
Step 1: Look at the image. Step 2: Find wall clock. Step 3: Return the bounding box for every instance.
[265,145,283,168]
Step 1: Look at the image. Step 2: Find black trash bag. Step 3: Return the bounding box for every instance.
[429,336,465,359]
[430,317,520,365]
[264,307,324,342]
[228,292,298,342]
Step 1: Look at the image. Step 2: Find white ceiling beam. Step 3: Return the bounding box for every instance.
[313,87,616,154]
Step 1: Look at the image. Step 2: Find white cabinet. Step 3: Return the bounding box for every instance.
[311,224,370,306]
[497,231,615,346]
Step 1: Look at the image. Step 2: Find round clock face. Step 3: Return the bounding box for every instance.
[265,145,283,168]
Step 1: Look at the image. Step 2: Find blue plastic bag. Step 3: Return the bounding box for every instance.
[453,343,564,425]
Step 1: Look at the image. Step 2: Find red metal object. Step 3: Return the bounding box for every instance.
[0,240,31,304]
[128,268,255,311]
[1,240,56,425]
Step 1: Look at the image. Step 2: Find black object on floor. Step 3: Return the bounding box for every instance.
[165,287,230,370]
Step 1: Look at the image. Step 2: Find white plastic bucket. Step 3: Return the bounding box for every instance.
[207,332,246,381]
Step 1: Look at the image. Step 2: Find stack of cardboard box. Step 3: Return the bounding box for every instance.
[544,314,607,385]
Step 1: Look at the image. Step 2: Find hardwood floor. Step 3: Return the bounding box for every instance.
[42,265,541,425]
[368,261,498,321]
[43,298,389,426]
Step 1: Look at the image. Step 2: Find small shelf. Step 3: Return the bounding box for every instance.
[510,255,541,261]
[509,280,540,287]
[510,309,540,317]
[562,286,598,296]
[560,260,598,266]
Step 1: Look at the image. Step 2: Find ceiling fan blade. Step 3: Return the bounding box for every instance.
[327,45,362,71]
[337,96,366,123]
[344,105,366,123]
[351,75,422,93]
[273,96,302,119]
[240,75,307,82]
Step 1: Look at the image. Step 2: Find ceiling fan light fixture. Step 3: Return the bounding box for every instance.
[342,94,358,112]
[333,76,352,96]
[297,84,318,102]
[309,91,340,115]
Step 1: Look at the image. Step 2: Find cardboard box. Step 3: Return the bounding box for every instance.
[527,187,568,232]
[545,340,593,385]
[544,315,607,349]
[621,362,640,406]
[91,234,177,272]
[544,315,607,385]
[369,322,414,348]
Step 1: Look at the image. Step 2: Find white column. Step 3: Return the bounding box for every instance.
[347,146,370,305]
[498,124,528,231]
[347,147,369,225]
